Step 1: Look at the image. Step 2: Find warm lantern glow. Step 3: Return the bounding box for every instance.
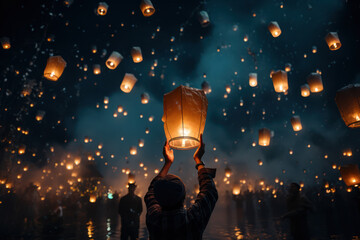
[162,85,208,150]
[232,184,241,196]
[1,37,11,49]
[97,2,109,16]
[325,32,341,51]
[307,73,323,93]
[225,85,231,94]
[131,47,143,63]
[141,93,150,104]
[335,84,360,128]
[93,64,101,75]
[284,63,292,72]
[43,56,67,81]
[140,0,155,17]
[272,70,288,93]
[201,81,212,94]
[128,173,135,184]
[18,145,26,155]
[249,73,258,87]
[138,139,145,147]
[106,51,123,69]
[130,146,137,155]
[301,84,311,97]
[290,115,302,131]
[66,163,73,170]
[120,73,137,93]
[258,128,271,146]
[36,110,46,121]
[89,195,97,203]
[268,21,281,37]
[199,11,210,27]
[340,164,360,186]
[225,166,232,178]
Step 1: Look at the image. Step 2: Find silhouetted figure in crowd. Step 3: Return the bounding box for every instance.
[281,183,313,240]
[24,182,40,233]
[118,183,143,240]
[145,134,218,240]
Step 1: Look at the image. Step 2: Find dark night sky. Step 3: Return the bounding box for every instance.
[1,0,360,192]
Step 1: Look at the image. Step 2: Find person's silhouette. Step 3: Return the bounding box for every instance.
[281,183,313,240]
[145,134,218,240]
[118,183,143,240]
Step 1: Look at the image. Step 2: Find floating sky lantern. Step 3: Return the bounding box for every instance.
[199,11,210,27]
[131,47,143,63]
[128,173,135,184]
[225,166,232,178]
[249,73,258,87]
[232,183,241,196]
[268,21,281,37]
[258,128,271,146]
[130,146,137,155]
[312,46,317,53]
[257,159,263,166]
[120,73,137,93]
[141,93,150,104]
[18,145,26,155]
[201,81,212,94]
[290,115,302,131]
[106,51,123,69]
[140,0,155,17]
[272,70,288,93]
[325,32,341,51]
[301,84,311,97]
[340,164,360,186]
[343,149,352,157]
[36,110,46,121]
[335,84,360,128]
[1,37,11,49]
[93,64,101,75]
[162,85,208,150]
[89,195,97,203]
[43,56,67,81]
[64,0,73,7]
[285,63,292,72]
[307,73,323,93]
[138,139,144,147]
[97,2,108,16]
[225,85,231,94]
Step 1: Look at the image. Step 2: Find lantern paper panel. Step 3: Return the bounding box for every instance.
[199,11,210,27]
[1,37,11,49]
[162,85,208,150]
[106,51,123,69]
[258,128,271,146]
[335,84,360,128]
[325,32,341,51]
[290,116,302,131]
[120,73,137,93]
[272,70,288,93]
[131,47,143,63]
[140,0,155,17]
[301,84,311,97]
[268,21,281,37]
[97,2,109,16]
[307,73,323,93]
[340,164,360,186]
[43,56,67,81]
[249,73,258,87]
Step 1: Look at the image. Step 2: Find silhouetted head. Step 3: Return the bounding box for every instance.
[128,183,137,195]
[154,174,185,211]
[288,182,300,197]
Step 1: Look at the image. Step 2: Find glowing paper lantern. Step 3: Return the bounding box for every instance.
[64,0,74,7]
[199,11,210,27]
[340,164,360,186]
[258,128,271,146]
[307,73,323,93]
[1,37,11,49]
[162,85,208,150]
[131,47,143,63]
[106,51,123,69]
[232,184,241,196]
[335,84,360,128]
[325,32,341,51]
[225,166,232,178]
[249,73,258,87]
[36,110,46,121]
[43,56,67,81]
[130,146,137,155]
[18,145,26,155]
[290,116,302,131]
[225,85,231,94]
[120,73,137,93]
[97,2,108,16]
[89,195,97,203]
[128,173,135,184]
[301,84,311,97]
[138,139,144,147]
[141,93,150,104]
[285,63,292,72]
[272,70,288,93]
[201,81,212,94]
[93,64,101,75]
[268,21,281,37]
[140,0,155,17]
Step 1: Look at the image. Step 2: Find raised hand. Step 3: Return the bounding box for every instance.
[193,134,205,162]
[163,140,174,164]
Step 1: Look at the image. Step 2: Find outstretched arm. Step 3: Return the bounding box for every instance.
[158,140,174,177]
